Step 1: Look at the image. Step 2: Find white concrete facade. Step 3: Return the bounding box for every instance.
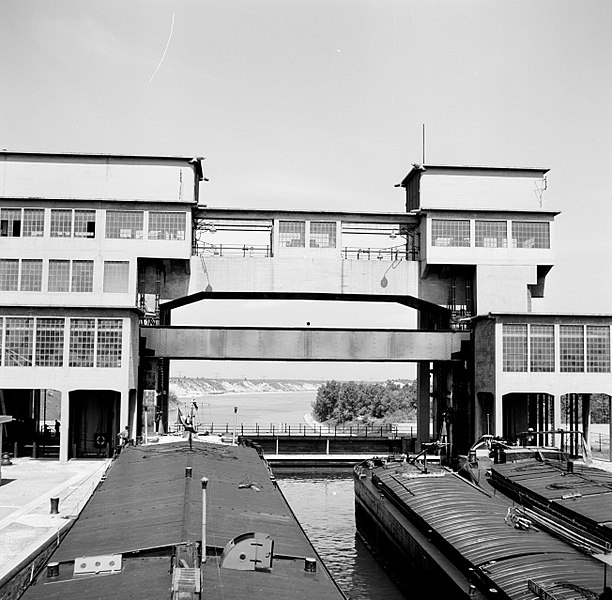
[0,152,202,461]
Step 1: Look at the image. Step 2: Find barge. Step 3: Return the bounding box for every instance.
[354,451,610,599]
[18,440,345,600]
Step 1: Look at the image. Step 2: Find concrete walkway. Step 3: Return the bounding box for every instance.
[0,457,110,589]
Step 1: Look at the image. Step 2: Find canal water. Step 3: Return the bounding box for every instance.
[275,469,407,600]
[183,390,409,599]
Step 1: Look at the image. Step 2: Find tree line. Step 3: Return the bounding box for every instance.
[312,380,417,425]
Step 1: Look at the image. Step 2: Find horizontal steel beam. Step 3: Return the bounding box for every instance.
[141,326,469,362]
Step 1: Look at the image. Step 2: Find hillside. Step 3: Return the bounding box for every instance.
[169,377,321,397]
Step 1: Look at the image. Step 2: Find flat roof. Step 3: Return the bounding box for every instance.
[197,206,419,223]
[473,312,612,320]
[400,164,549,186]
[0,151,204,180]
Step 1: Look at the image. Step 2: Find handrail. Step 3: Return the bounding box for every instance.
[167,421,406,438]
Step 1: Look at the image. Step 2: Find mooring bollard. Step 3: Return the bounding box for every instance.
[304,558,316,572]
[50,497,59,514]
[46,562,59,578]
[1,453,12,466]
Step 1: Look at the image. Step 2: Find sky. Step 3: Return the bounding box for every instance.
[1,1,611,379]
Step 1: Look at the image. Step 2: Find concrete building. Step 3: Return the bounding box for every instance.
[0,152,203,461]
[0,153,609,461]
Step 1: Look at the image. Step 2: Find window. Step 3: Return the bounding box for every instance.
[530,324,554,372]
[4,317,33,366]
[71,260,94,292]
[560,325,584,372]
[0,208,22,237]
[106,211,144,239]
[50,209,73,237]
[74,210,96,238]
[503,324,527,372]
[69,318,95,367]
[431,219,470,247]
[23,209,45,237]
[587,326,610,373]
[148,211,186,240]
[310,222,336,248]
[20,259,42,291]
[48,260,70,292]
[279,221,305,247]
[97,319,122,367]
[512,221,550,249]
[475,221,507,248]
[35,318,64,367]
[0,259,19,291]
[103,261,129,293]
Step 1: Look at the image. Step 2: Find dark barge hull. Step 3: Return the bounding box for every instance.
[19,441,345,600]
[354,457,607,600]
[354,467,483,599]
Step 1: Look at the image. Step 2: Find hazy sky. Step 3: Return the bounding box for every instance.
[2,1,610,379]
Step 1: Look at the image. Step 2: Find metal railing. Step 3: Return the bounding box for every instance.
[194,243,272,257]
[167,421,402,438]
[342,247,419,261]
[192,244,419,261]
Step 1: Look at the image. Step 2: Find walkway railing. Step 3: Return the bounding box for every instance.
[168,422,404,438]
[193,244,419,261]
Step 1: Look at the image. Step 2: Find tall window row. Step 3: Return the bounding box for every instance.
[502,323,610,373]
[432,219,550,249]
[0,208,187,241]
[278,221,337,248]
[0,317,123,368]
[0,259,129,294]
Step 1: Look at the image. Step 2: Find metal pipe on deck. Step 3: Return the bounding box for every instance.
[201,477,208,564]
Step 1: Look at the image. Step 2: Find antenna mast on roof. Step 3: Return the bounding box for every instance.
[422,124,426,164]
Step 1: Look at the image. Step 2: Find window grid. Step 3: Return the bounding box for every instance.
[74,210,96,238]
[0,208,22,237]
[503,324,527,372]
[0,259,19,291]
[35,318,64,367]
[310,222,336,248]
[512,221,550,249]
[20,259,43,291]
[48,260,71,292]
[69,318,95,367]
[148,212,186,240]
[97,319,122,367]
[475,220,507,248]
[106,211,144,239]
[279,221,305,248]
[4,318,33,366]
[23,209,45,237]
[71,260,94,292]
[560,325,584,372]
[50,209,73,237]
[431,219,471,247]
[587,326,610,373]
[103,261,129,293]
[530,324,555,372]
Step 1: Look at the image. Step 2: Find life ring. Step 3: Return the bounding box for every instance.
[94,434,107,448]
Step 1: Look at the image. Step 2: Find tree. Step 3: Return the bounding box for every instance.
[312,380,416,424]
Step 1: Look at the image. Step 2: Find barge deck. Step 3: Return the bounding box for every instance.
[19,441,345,600]
[354,456,609,599]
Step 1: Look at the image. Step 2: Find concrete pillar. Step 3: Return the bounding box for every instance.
[609,396,612,462]
[59,388,70,463]
[416,361,431,451]
[120,389,131,440]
